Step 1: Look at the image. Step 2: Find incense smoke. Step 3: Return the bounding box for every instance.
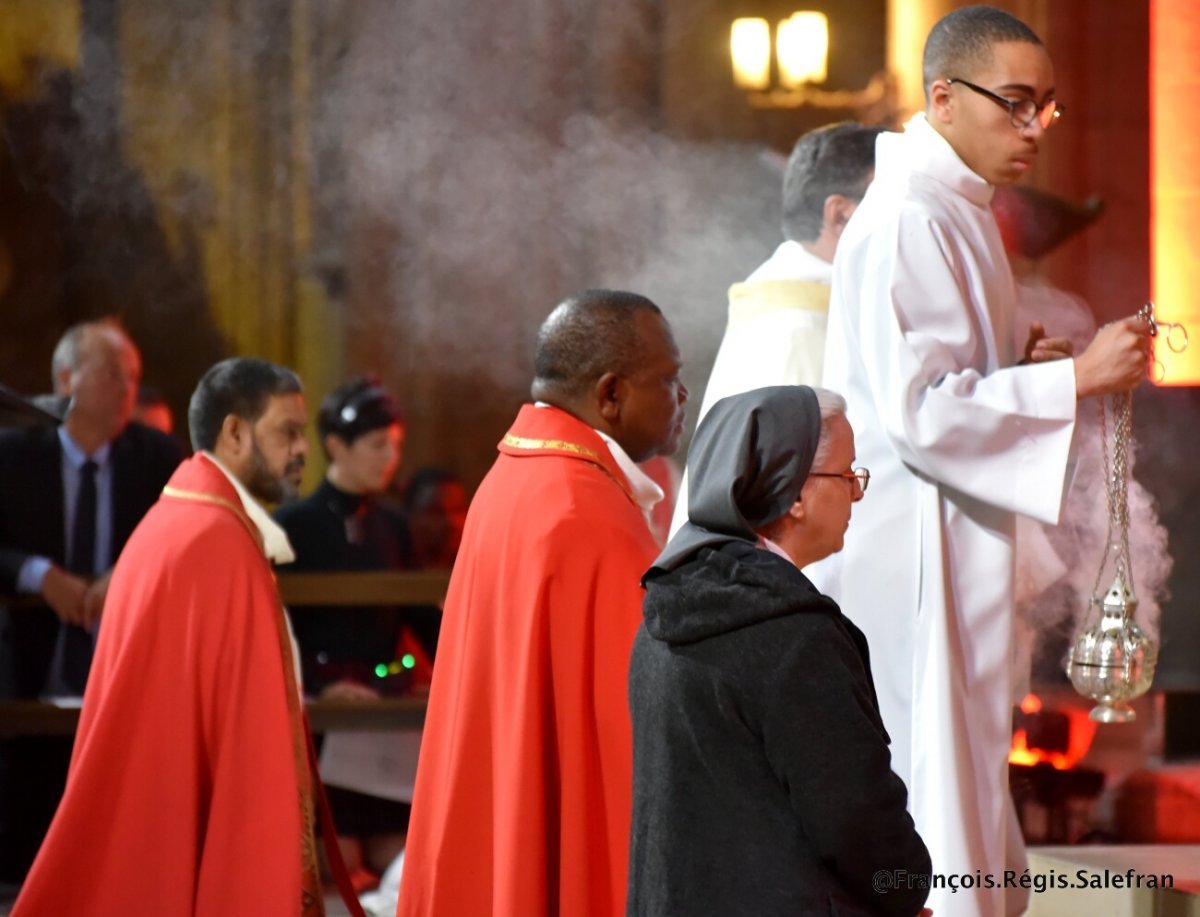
[1011,280,1172,692]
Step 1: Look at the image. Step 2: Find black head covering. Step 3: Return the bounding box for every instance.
[319,379,403,444]
[650,385,822,574]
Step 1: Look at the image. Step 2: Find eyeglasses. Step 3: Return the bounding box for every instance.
[946,77,1063,130]
[808,467,870,493]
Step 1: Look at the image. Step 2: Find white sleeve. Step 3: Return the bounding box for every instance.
[850,206,1076,524]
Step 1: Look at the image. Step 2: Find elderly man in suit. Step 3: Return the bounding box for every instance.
[0,318,183,880]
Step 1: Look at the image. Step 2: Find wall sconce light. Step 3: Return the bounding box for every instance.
[731,11,894,114]
[777,12,828,86]
[731,18,772,90]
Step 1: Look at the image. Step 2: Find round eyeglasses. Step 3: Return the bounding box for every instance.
[946,77,1063,130]
[808,467,870,493]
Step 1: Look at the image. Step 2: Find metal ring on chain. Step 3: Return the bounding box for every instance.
[1166,321,1189,353]
[1140,301,1190,381]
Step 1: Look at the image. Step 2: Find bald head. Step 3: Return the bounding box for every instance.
[530,289,688,461]
[51,319,138,391]
[531,290,663,402]
[922,4,1042,102]
[52,319,142,448]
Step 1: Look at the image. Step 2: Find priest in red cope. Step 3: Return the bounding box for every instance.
[13,357,325,917]
[398,289,688,917]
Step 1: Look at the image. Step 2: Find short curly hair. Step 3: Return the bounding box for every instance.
[531,290,662,400]
[922,5,1043,102]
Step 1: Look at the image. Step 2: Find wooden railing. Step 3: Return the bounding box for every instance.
[0,570,448,735]
[276,570,449,607]
[0,697,428,737]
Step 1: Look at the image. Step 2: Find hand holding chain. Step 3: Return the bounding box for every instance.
[1065,301,1187,720]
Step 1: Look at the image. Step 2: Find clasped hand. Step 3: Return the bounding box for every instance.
[1022,321,1074,363]
[40,567,110,629]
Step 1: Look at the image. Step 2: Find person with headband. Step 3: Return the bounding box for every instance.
[276,377,425,697]
[628,385,930,917]
[275,376,432,892]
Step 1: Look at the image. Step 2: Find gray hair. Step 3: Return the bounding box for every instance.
[812,387,848,467]
[782,123,884,241]
[50,318,127,389]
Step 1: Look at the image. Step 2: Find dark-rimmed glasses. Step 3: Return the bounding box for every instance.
[946,77,1063,130]
[809,467,870,493]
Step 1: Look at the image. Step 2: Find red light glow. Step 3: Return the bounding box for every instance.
[1151,0,1200,385]
[1009,694,1098,771]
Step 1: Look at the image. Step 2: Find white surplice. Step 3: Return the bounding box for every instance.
[809,113,1078,917]
[670,241,832,536]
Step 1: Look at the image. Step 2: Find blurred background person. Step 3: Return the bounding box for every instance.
[275,376,432,892]
[0,318,182,881]
[133,383,175,436]
[401,466,468,572]
[671,122,885,536]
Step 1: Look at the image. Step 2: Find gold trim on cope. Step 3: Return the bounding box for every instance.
[500,433,634,504]
[501,434,605,462]
[161,485,263,550]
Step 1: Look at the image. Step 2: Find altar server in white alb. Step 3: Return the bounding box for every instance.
[813,6,1150,917]
[671,122,883,535]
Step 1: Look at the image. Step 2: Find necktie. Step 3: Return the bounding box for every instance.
[47,460,98,695]
[69,460,98,575]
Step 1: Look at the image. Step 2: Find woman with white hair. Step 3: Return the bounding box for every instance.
[627,385,931,917]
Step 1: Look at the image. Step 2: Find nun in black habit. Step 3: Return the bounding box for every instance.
[626,385,932,917]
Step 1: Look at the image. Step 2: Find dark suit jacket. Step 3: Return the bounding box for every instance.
[0,421,183,698]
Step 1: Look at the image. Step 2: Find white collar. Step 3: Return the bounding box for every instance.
[759,536,797,568]
[745,239,833,284]
[57,425,113,468]
[531,402,664,513]
[199,452,296,565]
[878,112,995,208]
[591,428,664,513]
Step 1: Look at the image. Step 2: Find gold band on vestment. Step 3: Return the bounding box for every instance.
[161,485,264,552]
[501,434,605,462]
[727,280,831,328]
[500,433,635,505]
